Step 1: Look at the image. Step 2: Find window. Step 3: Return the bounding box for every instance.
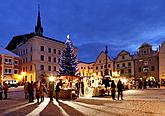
[81,67,83,69]
[58,50,61,55]
[4,69,12,74]
[30,55,32,61]
[143,50,147,54]
[26,67,27,72]
[122,56,125,59]
[30,65,32,71]
[99,60,101,63]
[54,49,56,54]
[128,69,131,73]
[54,66,56,71]
[41,65,44,70]
[96,66,98,70]
[108,64,110,68]
[151,66,155,71]
[88,66,90,69]
[41,55,44,61]
[121,69,124,74]
[48,66,51,71]
[14,70,18,74]
[143,67,149,72]
[14,60,18,65]
[48,48,51,53]
[117,64,120,68]
[54,58,56,63]
[31,47,32,52]
[139,67,141,72]
[48,57,51,62]
[101,71,103,76]
[84,67,86,69]
[128,62,131,67]
[122,63,125,67]
[58,58,60,63]
[26,57,27,63]
[101,66,103,69]
[144,61,148,66]
[41,46,44,51]
[4,59,12,64]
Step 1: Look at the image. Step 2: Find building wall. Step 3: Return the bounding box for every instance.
[159,41,165,81]
[0,54,21,83]
[77,62,94,76]
[13,36,78,82]
[114,51,134,78]
[134,44,159,81]
[78,51,113,77]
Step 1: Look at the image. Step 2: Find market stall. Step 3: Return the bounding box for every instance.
[82,76,107,97]
[58,76,80,99]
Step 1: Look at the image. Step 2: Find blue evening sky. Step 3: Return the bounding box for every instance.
[0,0,165,62]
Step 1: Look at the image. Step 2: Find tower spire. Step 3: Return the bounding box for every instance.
[35,4,43,36]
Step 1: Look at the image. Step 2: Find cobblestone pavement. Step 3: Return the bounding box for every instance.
[0,87,165,116]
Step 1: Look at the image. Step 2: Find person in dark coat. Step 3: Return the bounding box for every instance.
[3,82,8,99]
[55,83,60,102]
[0,83,3,100]
[111,80,116,100]
[49,81,54,101]
[28,82,34,103]
[117,80,124,100]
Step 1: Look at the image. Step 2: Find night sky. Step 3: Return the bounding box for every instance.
[0,0,165,62]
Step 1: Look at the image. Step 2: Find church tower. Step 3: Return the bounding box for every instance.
[35,5,43,36]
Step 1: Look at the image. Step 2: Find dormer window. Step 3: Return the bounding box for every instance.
[122,56,125,59]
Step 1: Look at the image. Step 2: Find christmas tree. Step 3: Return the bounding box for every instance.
[58,35,78,76]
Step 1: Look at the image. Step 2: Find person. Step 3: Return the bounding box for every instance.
[27,82,34,103]
[55,82,60,102]
[49,81,54,101]
[111,80,116,100]
[3,82,8,99]
[24,82,28,99]
[75,81,80,96]
[40,83,46,102]
[0,83,3,100]
[35,85,40,103]
[117,80,124,100]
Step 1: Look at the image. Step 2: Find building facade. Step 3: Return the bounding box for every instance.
[134,43,159,81]
[6,9,78,82]
[78,51,113,77]
[77,61,94,77]
[0,47,21,83]
[159,41,165,82]
[114,50,134,78]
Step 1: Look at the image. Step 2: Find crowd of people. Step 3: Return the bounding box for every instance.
[24,81,61,103]
[0,82,8,100]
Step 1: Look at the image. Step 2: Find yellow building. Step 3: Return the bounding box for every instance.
[0,47,21,83]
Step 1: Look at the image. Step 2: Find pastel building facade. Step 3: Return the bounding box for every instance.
[0,47,21,83]
[114,50,134,78]
[78,51,113,77]
[133,43,159,81]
